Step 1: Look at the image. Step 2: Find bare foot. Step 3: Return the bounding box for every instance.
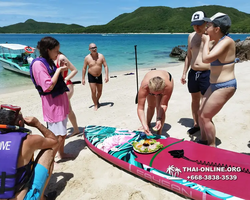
[94,105,98,111]
[138,126,144,131]
[66,130,81,138]
[138,125,151,131]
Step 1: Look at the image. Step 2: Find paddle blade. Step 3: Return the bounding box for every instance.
[72,81,81,84]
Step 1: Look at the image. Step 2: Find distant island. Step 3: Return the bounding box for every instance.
[1,5,250,33]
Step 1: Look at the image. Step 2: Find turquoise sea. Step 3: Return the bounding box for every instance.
[0,33,249,92]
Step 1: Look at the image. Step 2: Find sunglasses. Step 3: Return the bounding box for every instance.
[149,93,162,96]
[1,104,21,122]
[90,46,97,50]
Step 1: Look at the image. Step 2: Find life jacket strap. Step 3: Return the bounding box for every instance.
[0,172,16,194]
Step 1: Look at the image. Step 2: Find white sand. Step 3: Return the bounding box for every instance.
[1,61,249,200]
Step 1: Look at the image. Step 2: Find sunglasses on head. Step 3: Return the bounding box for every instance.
[1,104,21,122]
[90,46,97,50]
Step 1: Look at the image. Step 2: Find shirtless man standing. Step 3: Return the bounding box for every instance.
[82,43,109,111]
[181,11,211,135]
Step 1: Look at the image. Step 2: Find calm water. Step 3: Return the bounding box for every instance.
[0,33,249,92]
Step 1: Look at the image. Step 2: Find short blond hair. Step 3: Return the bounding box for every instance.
[148,76,165,91]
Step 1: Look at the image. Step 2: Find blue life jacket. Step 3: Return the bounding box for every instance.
[30,57,69,98]
[0,131,28,199]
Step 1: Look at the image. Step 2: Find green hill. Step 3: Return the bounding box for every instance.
[0,19,85,33]
[85,5,250,33]
[1,5,250,33]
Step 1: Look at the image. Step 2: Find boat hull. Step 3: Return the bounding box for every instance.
[0,58,30,76]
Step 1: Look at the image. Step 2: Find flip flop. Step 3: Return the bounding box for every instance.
[187,126,200,135]
[196,140,208,145]
[124,72,134,75]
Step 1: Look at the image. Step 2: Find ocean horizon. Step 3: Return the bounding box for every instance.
[0,33,249,93]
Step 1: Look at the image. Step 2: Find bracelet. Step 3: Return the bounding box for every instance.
[157,117,162,121]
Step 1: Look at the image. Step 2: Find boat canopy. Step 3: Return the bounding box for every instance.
[0,44,35,50]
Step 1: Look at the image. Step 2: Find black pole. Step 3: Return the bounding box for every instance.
[135,45,139,104]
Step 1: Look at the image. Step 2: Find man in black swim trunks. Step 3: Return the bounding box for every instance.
[82,43,109,111]
[180,11,211,135]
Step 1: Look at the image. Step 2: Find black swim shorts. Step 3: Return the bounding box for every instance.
[188,69,210,95]
[88,73,103,84]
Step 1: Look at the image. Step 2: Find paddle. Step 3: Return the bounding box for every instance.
[72,81,81,84]
[0,124,32,134]
[134,45,139,104]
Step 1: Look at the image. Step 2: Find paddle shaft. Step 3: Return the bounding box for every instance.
[72,81,81,84]
[134,45,139,104]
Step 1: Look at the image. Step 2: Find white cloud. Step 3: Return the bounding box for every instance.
[0,2,32,7]
[0,8,58,17]
[119,7,137,11]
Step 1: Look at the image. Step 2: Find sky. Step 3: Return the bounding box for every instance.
[0,0,249,27]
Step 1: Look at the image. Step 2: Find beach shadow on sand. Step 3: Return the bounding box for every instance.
[187,130,222,146]
[56,139,87,164]
[149,122,171,137]
[89,101,114,109]
[178,117,194,128]
[178,118,222,146]
[46,172,74,198]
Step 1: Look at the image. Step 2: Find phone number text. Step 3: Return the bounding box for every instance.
[187,175,237,181]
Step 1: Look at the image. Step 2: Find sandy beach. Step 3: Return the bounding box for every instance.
[1,61,250,200]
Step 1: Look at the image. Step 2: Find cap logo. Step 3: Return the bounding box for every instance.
[193,14,200,20]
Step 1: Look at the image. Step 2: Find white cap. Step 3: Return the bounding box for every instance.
[204,12,225,22]
[191,11,206,26]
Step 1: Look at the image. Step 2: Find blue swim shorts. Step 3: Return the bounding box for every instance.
[188,69,210,95]
[24,163,49,200]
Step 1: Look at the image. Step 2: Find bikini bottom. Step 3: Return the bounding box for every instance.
[210,79,237,92]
